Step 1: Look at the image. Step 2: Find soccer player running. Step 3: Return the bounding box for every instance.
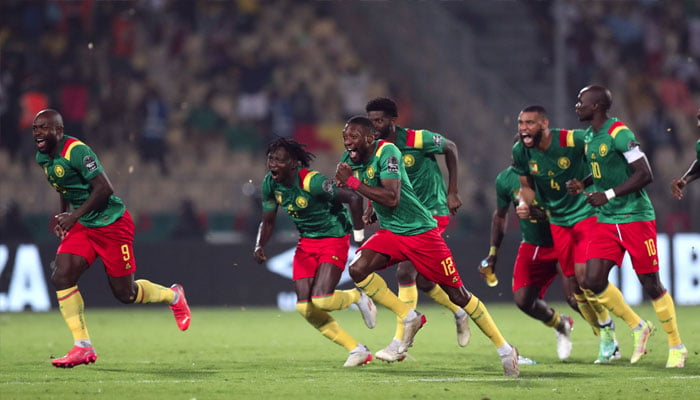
[480,159,574,361]
[336,116,519,376]
[31,109,191,368]
[670,107,700,199]
[365,97,470,362]
[253,137,378,367]
[513,105,623,364]
[568,85,687,368]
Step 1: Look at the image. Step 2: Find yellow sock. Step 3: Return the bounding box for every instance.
[464,295,506,348]
[545,310,561,328]
[356,273,409,319]
[586,284,641,329]
[392,284,418,341]
[311,289,360,311]
[574,292,600,334]
[296,301,357,351]
[652,291,682,347]
[56,286,90,342]
[319,320,359,351]
[135,279,175,304]
[427,284,461,314]
[581,288,612,325]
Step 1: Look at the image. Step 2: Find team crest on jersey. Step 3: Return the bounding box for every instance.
[54,165,65,178]
[295,196,308,208]
[528,161,539,174]
[557,157,571,169]
[599,144,609,157]
[403,154,415,167]
[366,166,375,179]
[274,192,283,205]
[387,156,399,173]
[83,155,98,172]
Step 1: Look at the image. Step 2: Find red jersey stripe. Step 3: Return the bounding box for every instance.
[558,129,574,147]
[607,121,627,139]
[61,138,84,161]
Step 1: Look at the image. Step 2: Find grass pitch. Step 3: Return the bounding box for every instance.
[1,303,698,399]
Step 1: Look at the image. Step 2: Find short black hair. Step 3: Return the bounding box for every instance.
[346,115,376,136]
[266,137,315,168]
[365,97,398,118]
[521,105,548,117]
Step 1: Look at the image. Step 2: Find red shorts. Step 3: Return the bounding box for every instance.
[293,235,350,281]
[550,216,596,277]
[434,215,450,235]
[57,210,136,277]
[358,228,463,288]
[512,242,559,297]
[586,220,660,274]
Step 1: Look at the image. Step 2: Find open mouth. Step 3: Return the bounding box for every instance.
[520,134,534,147]
[35,137,47,151]
[347,149,359,160]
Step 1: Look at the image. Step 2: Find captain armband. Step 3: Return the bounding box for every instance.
[623,146,645,163]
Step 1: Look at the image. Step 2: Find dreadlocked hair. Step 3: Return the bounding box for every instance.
[266,137,315,168]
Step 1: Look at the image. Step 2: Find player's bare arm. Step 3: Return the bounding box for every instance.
[55,172,114,233]
[254,209,277,263]
[479,206,508,280]
[443,138,462,215]
[567,174,593,195]
[335,162,402,209]
[585,149,653,207]
[516,175,535,219]
[336,187,365,242]
[671,160,699,200]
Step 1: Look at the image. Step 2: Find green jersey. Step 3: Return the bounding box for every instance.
[341,140,436,235]
[512,129,595,227]
[583,118,655,223]
[261,168,352,238]
[696,139,700,161]
[394,126,449,217]
[495,166,553,247]
[36,135,125,227]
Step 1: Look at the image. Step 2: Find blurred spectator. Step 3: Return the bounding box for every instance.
[0,201,33,242]
[170,198,207,240]
[138,84,169,176]
[640,104,680,166]
[58,66,88,140]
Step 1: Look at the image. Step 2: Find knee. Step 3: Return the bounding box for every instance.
[415,275,435,293]
[114,286,138,304]
[395,264,417,285]
[349,262,369,282]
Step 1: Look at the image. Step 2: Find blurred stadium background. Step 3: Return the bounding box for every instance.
[1,0,699,308]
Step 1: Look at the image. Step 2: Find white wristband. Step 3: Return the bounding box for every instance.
[353,229,365,242]
[605,188,616,200]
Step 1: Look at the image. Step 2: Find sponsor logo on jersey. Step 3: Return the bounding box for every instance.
[274,192,283,205]
[295,196,308,208]
[528,161,539,174]
[54,165,65,177]
[366,166,375,179]
[599,143,609,157]
[557,157,571,169]
[83,155,98,172]
[387,156,399,173]
[403,154,415,167]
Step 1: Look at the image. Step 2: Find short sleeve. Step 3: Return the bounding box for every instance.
[67,144,103,181]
